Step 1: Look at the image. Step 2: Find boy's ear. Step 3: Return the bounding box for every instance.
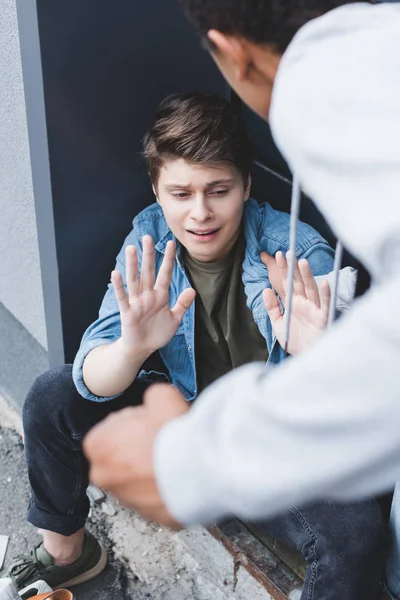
[244,175,252,201]
[208,30,251,81]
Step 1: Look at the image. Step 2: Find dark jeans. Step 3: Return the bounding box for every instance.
[259,503,386,600]
[23,365,387,599]
[23,364,148,535]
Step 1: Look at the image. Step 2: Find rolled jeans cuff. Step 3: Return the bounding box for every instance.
[27,497,88,536]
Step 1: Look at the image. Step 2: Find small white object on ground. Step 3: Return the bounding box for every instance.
[100,498,118,517]
[87,485,106,505]
[0,578,53,600]
[0,577,19,600]
[0,535,9,570]
[19,579,53,597]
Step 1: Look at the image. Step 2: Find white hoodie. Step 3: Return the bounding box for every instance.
[154,2,400,526]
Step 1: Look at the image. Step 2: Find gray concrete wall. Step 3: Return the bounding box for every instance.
[0,0,47,350]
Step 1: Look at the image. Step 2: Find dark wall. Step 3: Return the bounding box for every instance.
[36,0,227,361]
[35,0,340,363]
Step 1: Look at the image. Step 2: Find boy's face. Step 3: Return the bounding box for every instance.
[155,159,250,262]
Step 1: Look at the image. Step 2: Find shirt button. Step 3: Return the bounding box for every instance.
[187,345,192,351]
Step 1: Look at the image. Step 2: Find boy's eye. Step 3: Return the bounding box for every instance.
[210,189,228,196]
[172,192,190,199]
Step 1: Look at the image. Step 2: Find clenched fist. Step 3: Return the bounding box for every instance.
[83,383,190,527]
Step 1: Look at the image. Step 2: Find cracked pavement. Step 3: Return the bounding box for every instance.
[0,425,148,600]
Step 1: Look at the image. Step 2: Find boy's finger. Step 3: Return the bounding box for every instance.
[262,288,283,324]
[320,279,331,319]
[125,245,140,298]
[286,251,306,296]
[261,251,286,301]
[155,240,176,290]
[275,251,288,296]
[140,235,156,292]
[298,259,320,307]
[111,270,130,314]
[171,288,196,324]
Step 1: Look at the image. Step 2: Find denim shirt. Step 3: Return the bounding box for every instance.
[73,198,334,401]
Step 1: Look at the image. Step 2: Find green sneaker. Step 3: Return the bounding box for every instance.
[0,531,107,590]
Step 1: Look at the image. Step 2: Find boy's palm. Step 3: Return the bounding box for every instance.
[112,236,195,354]
[261,251,331,355]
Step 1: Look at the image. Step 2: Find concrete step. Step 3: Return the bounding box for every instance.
[0,394,302,600]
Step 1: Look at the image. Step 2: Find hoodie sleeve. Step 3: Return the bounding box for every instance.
[153,4,400,525]
[155,272,400,525]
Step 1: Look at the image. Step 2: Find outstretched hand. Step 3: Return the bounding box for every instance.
[112,235,196,356]
[261,250,331,355]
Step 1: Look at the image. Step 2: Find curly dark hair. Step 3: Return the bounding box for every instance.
[179,0,366,53]
[143,92,253,185]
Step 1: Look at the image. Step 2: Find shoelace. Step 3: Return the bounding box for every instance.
[9,547,43,587]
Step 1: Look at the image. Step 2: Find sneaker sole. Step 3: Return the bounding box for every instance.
[58,545,108,588]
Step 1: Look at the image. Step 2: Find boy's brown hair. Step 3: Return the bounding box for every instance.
[143,92,253,186]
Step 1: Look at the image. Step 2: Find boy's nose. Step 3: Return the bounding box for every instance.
[190,198,212,221]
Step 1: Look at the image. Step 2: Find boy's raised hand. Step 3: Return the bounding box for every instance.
[261,250,331,355]
[112,235,195,357]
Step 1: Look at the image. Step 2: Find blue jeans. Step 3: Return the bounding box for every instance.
[259,501,386,600]
[23,365,387,599]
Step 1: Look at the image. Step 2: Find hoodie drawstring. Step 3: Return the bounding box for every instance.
[328,241,343,327]
[285,177,342,351]
[284,177,301,353]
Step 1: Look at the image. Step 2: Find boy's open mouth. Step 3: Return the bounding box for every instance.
[187,228,221,241]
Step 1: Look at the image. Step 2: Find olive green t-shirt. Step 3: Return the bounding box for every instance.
[184,233,268,395]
